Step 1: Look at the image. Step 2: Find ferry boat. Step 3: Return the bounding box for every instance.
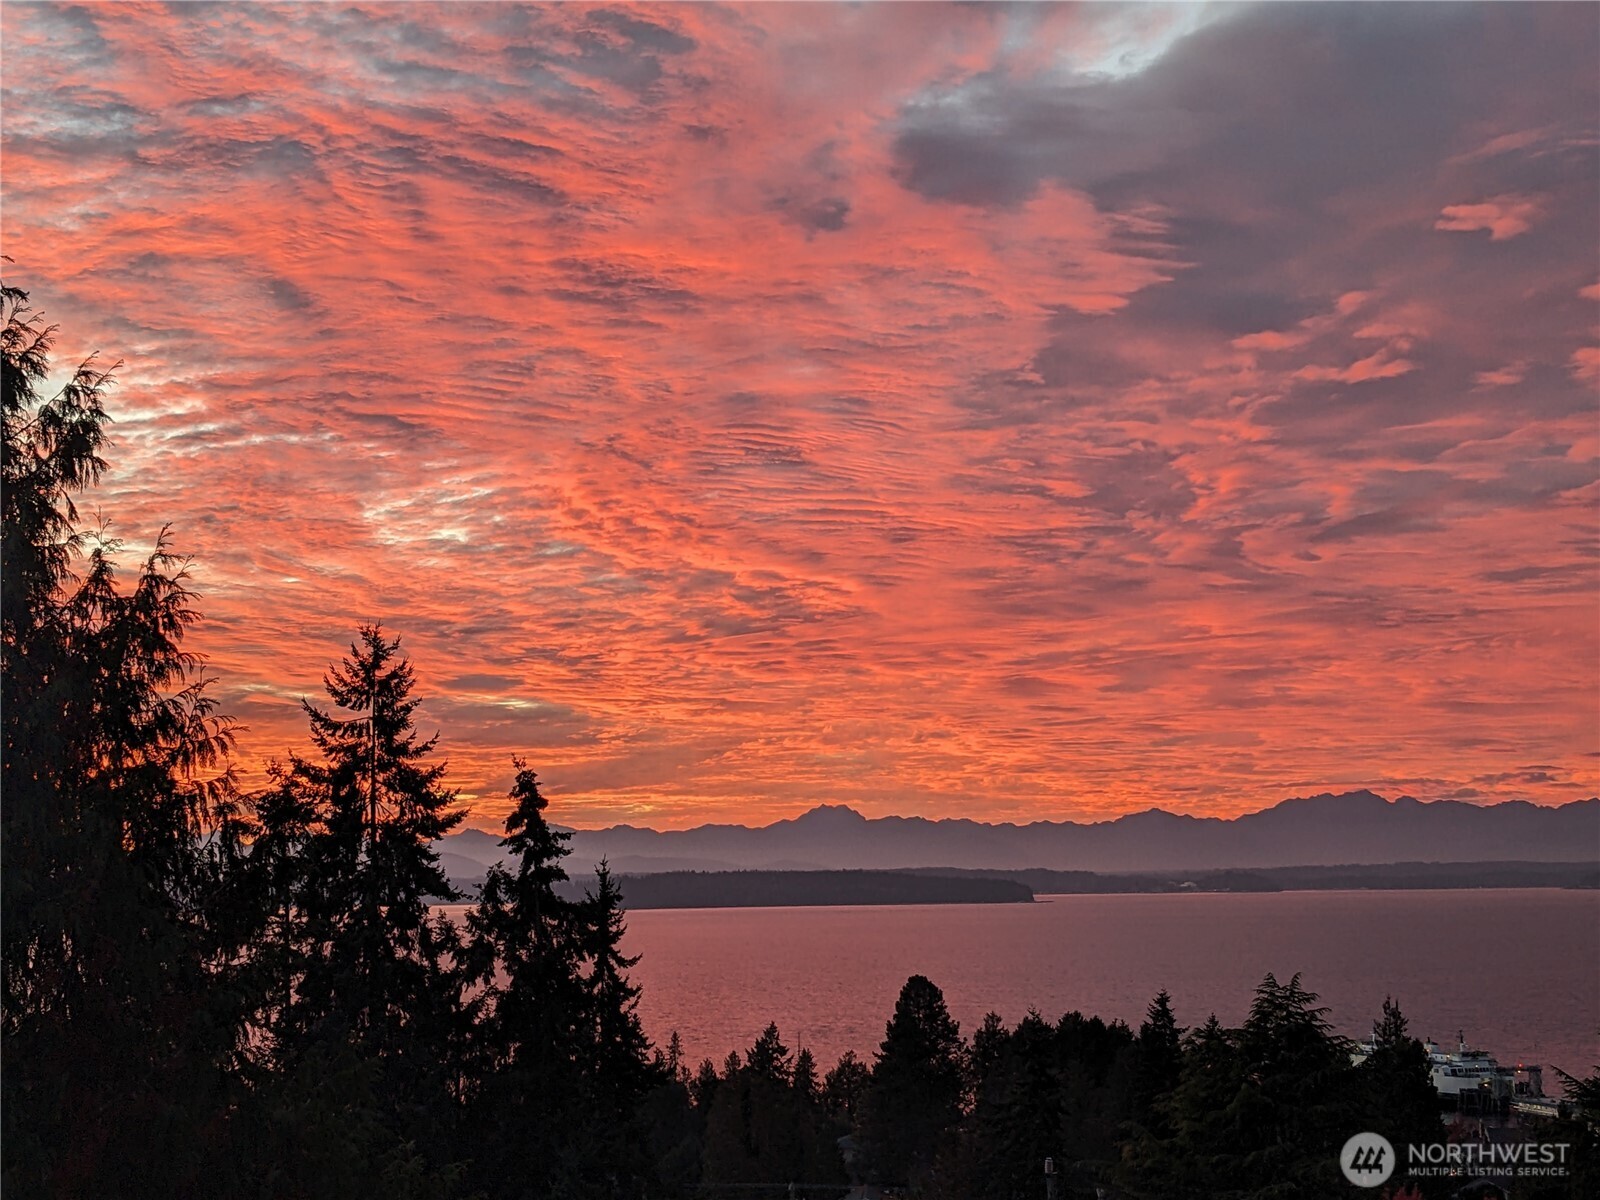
[1422,1033,1515,1108]
[1351,1030,1534,1112]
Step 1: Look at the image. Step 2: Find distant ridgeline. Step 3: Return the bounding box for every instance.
[895,860,1600,895]
[435,860,1600,907]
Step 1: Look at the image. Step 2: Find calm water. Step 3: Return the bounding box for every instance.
[617,890,1600,1080]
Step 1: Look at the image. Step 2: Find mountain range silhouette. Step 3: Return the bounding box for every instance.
[435,790,1599,879]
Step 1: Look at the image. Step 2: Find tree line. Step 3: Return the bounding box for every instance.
[4,278,1594,1199]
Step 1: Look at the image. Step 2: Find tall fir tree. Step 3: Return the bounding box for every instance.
[283,627,467,1153]
[1132,988,1185,1136]
[1117,1012,1240,1200]
[466,760,580,1066]
[1357,997,1443,1193]
[664,1029,687,1083]
[823,1050,872,1124]
[973,1011,1065,1200]
[463,761,591,1194]
[792,1046,820,1106]
[692,1057,724,1112]
[863,974,967,1188]
[1229,971,1360,1198]
[582,858,656,1113]
[464,769,662,1197]
[2,278,243,1199]
[746,1021,795,1085]
[239,761,323,1067]
[467,761,598,1196]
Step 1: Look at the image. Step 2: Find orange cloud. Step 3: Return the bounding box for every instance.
[2,2,1594,830]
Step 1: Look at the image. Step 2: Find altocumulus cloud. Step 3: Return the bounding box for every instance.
[2,1,1594,828]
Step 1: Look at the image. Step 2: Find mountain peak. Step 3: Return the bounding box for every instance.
[1263,789,1391,814]
[1111,807,1188,826]
[791,804,868,826]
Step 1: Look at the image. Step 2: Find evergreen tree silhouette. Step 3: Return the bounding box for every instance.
[691,1056,723,1111]
[1117,1011,1240,1200]
[238,762,322,1066]
[978,1010,1064,1200]
[582,858,655,1110]
[1229,971,1359,1197]
[792,1046,820,1105]
[2,277,242,1199]
[702,1023,844,1191]
[1118,974,1358,1200]
[463,760,592,1194]
[746,1021,795,1084]
[1357,996,1442,1187]
[863,974,966,1187]
[1133,988,1185,1135]
[823,1050,872,1123]
[286,627,466,1153]
[581,858,665,1193]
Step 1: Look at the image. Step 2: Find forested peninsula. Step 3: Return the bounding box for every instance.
[553,870,1035,908]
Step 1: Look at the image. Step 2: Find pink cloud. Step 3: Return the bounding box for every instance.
[1435,195,1542,240]
[2,2,1594,827]
[1474,362,1527,388]
[1570,346,1600,384]
[1294,349,1417,384]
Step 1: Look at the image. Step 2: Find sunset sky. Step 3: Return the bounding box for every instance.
[4,2,1596,830]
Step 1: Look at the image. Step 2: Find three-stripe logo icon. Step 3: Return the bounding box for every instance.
[1340,1131,1396,1187]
